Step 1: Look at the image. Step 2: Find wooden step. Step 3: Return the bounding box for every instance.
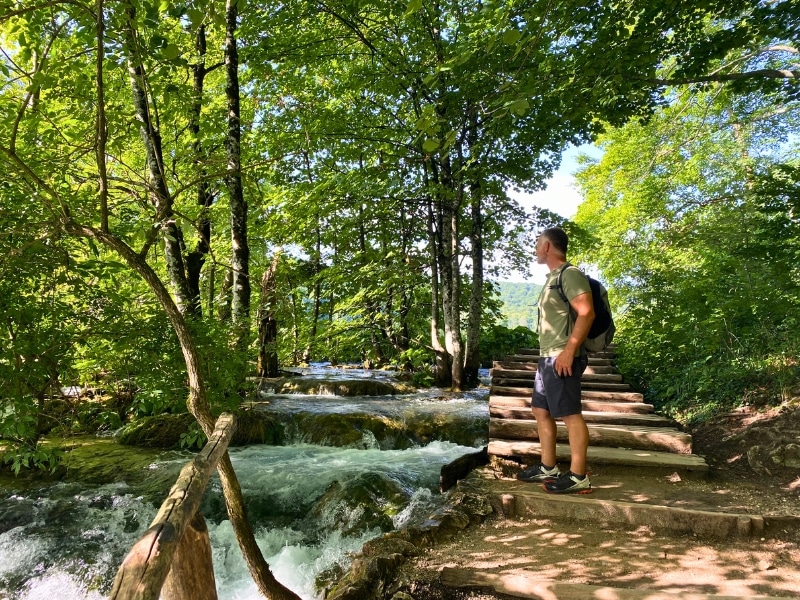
[489,406,673,427]
[490,395,653,414]
[490,419,693,454]
[581,390,644,402]
[516,348,618,360]
[491,371,624,383]
[505,354,615,366]
[492,382,633,395]
[493,361,617,375]
[488,439,708,471]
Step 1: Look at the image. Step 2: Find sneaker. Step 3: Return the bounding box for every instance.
[516,463,560,482]
[543,471,592,494]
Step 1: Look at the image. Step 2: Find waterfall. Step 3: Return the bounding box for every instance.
[0,371,489,600]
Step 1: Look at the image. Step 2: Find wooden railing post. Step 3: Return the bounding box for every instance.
[161,511,218,600]
[108,413,236,600]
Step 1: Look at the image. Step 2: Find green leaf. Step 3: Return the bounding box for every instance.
[405,0,423,17]
[187,8,205,29]
[163,44,180,60]
[422,138,440,152]
[507,98,529,116]
[502,29,522,45]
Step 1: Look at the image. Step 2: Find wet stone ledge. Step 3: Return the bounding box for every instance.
[324,489,494,600]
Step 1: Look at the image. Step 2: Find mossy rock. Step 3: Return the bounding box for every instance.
[230,410,285,446]
[117,413,195,449]
[39,399,76,434]
[311,471,407,535]
[269,378,398,397]
[291,412,412,449]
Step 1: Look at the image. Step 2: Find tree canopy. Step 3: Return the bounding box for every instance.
[1,0,797,453]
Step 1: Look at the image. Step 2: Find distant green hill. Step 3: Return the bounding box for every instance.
[496,281,542,330]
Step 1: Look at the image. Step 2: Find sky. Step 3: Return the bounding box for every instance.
[502,144,599,282]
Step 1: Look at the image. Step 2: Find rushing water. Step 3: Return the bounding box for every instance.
[0,367,490,600]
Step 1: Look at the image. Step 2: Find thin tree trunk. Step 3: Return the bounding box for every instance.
[257,251,281,378]
[427,194,451,384]
[358,201,384,365]
[64,222,301,600]
[121,1,191,313]
[225,0,250,331]
[464,186,484,384]
[218,268,233,322]
[185,24,214,318]
[438,156,464,390]
[302,223,321,364]
[464,111,483,384]
[95,0,109,233]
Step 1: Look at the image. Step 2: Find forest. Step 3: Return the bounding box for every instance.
[497,282,541,330]
[1,0,798,479]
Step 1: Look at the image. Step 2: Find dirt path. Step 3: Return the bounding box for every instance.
[391,406,800,600]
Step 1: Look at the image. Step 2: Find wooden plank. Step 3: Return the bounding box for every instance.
[440,569,781,599]
[488,439,708,471]
[489,406,672,427]
[492,382,634,395]
[490,418,692,454]
[504,354,615,366]
[490,395,654,414]
[161,512,217,600]
[491,370,624,383]
[109,413,237,600]
[581,390,644,402]
[493,362,617,374]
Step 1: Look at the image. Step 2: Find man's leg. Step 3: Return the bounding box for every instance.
[561,413,589,476]
[517,361,562,482]
[533,407,557,468]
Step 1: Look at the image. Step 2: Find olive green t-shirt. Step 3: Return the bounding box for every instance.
[537,263,591,357]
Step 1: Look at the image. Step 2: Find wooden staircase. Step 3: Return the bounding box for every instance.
[487,347,709,471]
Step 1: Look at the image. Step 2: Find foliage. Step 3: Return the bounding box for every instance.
[0,0,796,469]
[179,420,208,450]
[573,70,800,422]
[496,282,542,330]
[479,325,538,368]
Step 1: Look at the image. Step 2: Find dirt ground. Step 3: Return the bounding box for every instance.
[392,404,800,600]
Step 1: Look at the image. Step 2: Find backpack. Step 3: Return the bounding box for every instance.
[556,266,616,353]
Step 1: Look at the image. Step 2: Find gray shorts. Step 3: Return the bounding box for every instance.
[531,355,588,418]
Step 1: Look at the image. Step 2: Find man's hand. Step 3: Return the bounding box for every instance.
[555,348,576,377]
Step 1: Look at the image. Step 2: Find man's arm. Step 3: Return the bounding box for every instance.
[554,292,595,377]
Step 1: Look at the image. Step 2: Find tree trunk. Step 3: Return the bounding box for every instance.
[358,201,384,366]
[257,251,281,378]
[225,0,250,331]
[464,120,484,384]
[427,194,451,384]
[218,268,233,322]
[94,0,109,233]
[438,156,464,390]
[121,2,191,314]
[464,195,484,384]
[185,24,214,318]
[302,223,321,364]
[64,222,301,600]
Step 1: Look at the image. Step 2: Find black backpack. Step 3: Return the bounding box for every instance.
[556,266,616,353]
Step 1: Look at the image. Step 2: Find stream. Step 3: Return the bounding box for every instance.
[0,366,490,600]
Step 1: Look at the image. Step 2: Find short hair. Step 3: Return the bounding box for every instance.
[541,227,568,255]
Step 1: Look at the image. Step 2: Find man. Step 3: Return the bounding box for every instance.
[517,227,594,494]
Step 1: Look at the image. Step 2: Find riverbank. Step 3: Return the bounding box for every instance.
[335,403,800,600]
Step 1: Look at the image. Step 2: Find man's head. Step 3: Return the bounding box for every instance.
[536,227,568,265]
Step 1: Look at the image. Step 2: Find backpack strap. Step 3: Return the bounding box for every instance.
[555,264,576,337]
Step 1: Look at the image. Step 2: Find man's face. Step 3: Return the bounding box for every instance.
[535,235,548,264]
